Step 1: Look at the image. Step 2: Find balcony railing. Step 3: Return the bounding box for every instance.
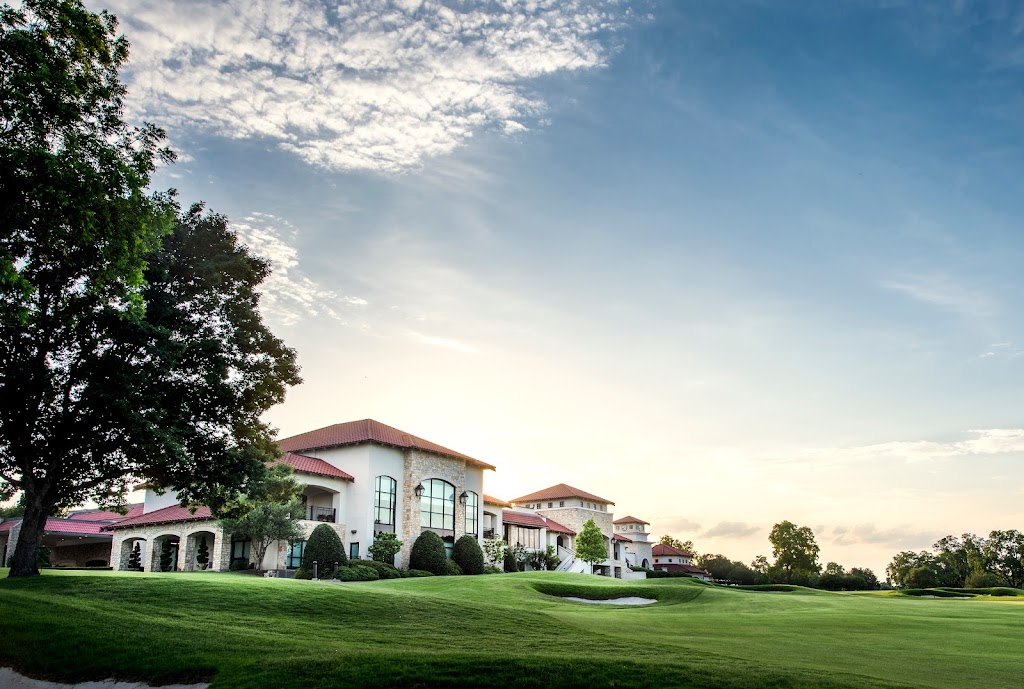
[307,506,336,522]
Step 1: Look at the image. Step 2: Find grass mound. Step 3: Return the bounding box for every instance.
[936,587,1023,597]
[531,579,704,605]
[734,584,801,592]
[899,588,975,597]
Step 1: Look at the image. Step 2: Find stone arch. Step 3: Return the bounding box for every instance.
[184,529,217,571]
[117,536,148,571]
[150,533,182,572]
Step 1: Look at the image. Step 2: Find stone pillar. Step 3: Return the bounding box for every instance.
[214,530,233,571]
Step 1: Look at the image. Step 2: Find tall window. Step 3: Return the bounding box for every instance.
[231,537,251,566]
[287,540,306,569]
[420,478,455,531]
[375,475,397,527]
[465,491,479,536]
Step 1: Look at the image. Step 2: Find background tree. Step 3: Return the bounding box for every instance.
[659,535,697,557]
[575,519,607,574]
[0,1,300,578]
[367,532,402,565]
[0,493,26,518]
[823,562,845,577]
[886,551,939,589]
[219,464,304,571]
[768,520,821,584]
[983,530,1024,588]
[848,567,879,590]
[751,555,770,576]
[933,534,985,587]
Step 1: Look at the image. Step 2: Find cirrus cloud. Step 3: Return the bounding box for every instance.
[99,0,636,173]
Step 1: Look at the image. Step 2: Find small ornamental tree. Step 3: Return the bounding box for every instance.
[127,542,141,571]
[482,537,507,569]
[576,519,607,574]
[159,540,173,572]
[219,464,304,571]
[196,535,210,568]
[452,534,485,575]
[368,532,402,565]
[409,530,447,575]
[302,523,346,577]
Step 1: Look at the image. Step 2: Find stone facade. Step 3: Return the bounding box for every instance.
[110,521,231,572]
[399,448,468,568]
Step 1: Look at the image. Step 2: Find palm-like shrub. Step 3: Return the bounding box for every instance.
[409,531,447,575]
[452,535,485,575]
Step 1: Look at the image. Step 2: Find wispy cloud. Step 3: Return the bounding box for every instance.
[701,521,762,539]
[104,0,635,172]
[405,330,477,353]
[233,213,368,326]
[829,523,938,550]
[882,273,993,320]
[786,429,1024,466]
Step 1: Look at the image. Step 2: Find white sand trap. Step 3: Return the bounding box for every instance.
[564,596,656,605]
[0,668,210,689]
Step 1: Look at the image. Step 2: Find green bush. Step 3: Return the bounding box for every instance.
[367,532,402,564]
[483,565,503,574]
[229,558,251,571]
[409,531,448,575]
[900,588,974,597]
[964,571,1003,588]
[736,584,799,592]
[451,535,485,575]
[406,569,435,577]
[302,524,347,573]
[446,558,463,576]
[292,567,311,579]
[938,587,1022,597]
[196,536,209,566]
[359,560,404,579]
[503,549,517,573]
[5,549,52,569]
[159,541,173,572]
[337,565,380,581]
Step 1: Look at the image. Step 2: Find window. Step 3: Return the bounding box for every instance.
[509,526,540,549]
[287,540,306,568]
[375,475,397,526]
[559,501,564,507]
[465,491,479,536]
[230,537,250,563]
[420,478,455,531]
[547,502,553,508]
[350,542,359,560]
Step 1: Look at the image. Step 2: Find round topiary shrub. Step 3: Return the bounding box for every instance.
[302,524,347,577]
[451,534,485,575]
[446,558,463,576]
[409,530,448,575]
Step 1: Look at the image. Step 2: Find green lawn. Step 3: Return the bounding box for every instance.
[0,569,1022,688]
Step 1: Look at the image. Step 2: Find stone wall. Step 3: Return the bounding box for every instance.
[399,449,468,568]
[110,520,231,572]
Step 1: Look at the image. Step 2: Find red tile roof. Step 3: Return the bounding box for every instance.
[66,505,144,522]
[612,533,632,542]
[543,517,575,535]
[273,452,354,481]
[483,494,510,507]
[41,518,106,536]
[612,515,649,525]
[105,504,214,530]
[278,419,495,470]
[652,543,695,558]
[501,510,547,529]
[0,520,16,533]
[511,483,615,506]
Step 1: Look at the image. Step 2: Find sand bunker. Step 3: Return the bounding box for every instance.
[0,668,210,689]
[563,596,656,605]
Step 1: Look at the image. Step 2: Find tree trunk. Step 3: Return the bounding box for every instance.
[8,488,53,577]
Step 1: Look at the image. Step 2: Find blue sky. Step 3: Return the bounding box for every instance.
[90,0,1024,575]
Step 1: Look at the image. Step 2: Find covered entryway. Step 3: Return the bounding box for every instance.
[150,535,180,572]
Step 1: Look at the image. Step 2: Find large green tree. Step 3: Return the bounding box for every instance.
[219,464,304,571]
[575,518,607,574]
[0,1,300,577]
[768,520,821,584]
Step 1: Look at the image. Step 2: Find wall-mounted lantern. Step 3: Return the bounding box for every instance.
[414,482,425,498]
[458,491,469,506]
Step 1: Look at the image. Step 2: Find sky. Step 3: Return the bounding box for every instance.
[79,0,1024,577]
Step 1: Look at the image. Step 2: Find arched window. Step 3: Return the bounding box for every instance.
[420,478,455,531]
[375,475,397,530]
[464,491,478,536]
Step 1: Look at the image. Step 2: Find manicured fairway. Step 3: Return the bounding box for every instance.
[0,569,1021,688]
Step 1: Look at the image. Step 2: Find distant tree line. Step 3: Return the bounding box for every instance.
[886,531,1024,589]
[660,520,880,591]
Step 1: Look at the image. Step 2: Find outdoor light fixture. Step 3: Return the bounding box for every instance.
[458,491,469,505]
[414,482,425,498]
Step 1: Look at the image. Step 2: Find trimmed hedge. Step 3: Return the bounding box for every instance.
[446,559,463,576]
[451,535,485,575]
[937,587,1022,597]
[359,560,406,579]
[409,531,447,575]
[337,565,379,582]
[406,569,435,577]
[303,523,347,573]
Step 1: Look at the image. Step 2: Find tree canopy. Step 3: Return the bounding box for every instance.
[575,519,607,571]
[768,520,820,584]
[0,0,300,576]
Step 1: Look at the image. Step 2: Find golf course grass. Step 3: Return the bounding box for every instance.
[1,569,1022,688]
